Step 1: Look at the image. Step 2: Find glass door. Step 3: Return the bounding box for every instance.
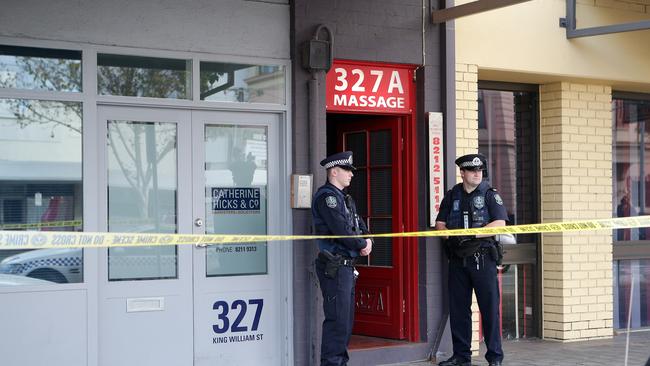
[191,111,287,365]
[97,106,194,366]
[96,107,288,365]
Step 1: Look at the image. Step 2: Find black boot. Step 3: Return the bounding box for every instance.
[438,357,471,366]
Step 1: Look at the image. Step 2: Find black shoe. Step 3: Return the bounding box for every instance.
[488,361,502,366]
[438,357,471,366]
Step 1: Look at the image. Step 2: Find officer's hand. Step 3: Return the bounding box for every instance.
[360,239,372,256]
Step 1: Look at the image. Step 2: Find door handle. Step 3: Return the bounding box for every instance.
[194,218,206,247]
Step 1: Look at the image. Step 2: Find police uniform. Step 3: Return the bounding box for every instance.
[436,154,507,366]
[312,151,370,366]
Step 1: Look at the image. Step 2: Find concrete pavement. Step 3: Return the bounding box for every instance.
[385,331,650,366]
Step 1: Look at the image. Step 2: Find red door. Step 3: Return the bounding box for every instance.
[334,115,405,339]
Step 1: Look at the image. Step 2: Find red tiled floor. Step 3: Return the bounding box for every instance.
[349,334,411,350]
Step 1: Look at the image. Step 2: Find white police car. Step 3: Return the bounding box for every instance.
[0,273,53,286]
[0,248,82,284]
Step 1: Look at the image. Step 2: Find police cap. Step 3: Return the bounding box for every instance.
[455,153,487,171]
[320,151,356,170]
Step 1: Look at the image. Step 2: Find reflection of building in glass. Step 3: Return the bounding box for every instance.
[245,66,284,104]
[478,89,537,231]
[200,63,285,104]
[0,99,82,237]
[479,90,517,218]
[613,98,650,240]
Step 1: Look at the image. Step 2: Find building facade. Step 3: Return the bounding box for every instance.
[2,0,648,365]
[0,0,454,365]
[454,0,650,350]
[0,1,294,365]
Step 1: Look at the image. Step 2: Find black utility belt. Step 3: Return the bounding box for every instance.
[453,246,490,257]
[451,244,503,265]
[317,251,357,266]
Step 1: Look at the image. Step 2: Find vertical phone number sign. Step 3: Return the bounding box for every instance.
[429,112,444,227]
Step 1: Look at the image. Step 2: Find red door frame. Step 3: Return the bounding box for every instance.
[325,59,419,342]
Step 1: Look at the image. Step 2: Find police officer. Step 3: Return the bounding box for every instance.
[312,151,373,366]
[435,154,507,366]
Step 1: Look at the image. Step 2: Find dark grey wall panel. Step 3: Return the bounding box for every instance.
[292,0,446,364]
[0,0,289,59]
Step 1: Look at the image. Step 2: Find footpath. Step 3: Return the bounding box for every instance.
[392,330,650,366]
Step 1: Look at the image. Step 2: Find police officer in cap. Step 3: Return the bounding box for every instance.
[435,153,507,366]
[313,151,373,366]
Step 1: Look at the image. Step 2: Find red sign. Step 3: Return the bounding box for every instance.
[326,61,413,113]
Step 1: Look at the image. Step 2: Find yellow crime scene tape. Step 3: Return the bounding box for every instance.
[1,216,649,250]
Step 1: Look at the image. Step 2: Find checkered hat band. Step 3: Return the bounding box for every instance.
[324,158,352,169]
[460,161,482,168]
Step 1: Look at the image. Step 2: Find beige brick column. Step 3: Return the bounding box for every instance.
[455,62,481,354]
[540,82,614,341]
[456,63,479,158]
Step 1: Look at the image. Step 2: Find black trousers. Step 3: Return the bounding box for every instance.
[315,260,356,366]
[448,252,504,363]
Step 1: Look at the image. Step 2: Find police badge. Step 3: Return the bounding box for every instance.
[494,193,503,205]
[473,196,485,209]
[325,196,338,208]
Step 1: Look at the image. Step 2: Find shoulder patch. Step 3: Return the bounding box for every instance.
[494,193,503,206]
[325,196,338,208]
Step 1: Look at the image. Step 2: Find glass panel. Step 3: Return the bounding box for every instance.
[499,264,536,339]
[613,98,650,241]
[98,54,191,99]
[107,121,178,281]
[370,168,392,215]
[0,99,83,285]
[366,218,392,267]
[614,259,650,329]
[478,89,539,243]
[200,62,285,104]
[478,87,540,338]
[345,131,368,218]
[204,125,268,276]
[348,169,367,217]
[0,45,82,92]
[370,130,391,165]
[345,132,367,167]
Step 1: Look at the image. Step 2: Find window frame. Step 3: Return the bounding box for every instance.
[478,80,542,339]
[0,41,87,290]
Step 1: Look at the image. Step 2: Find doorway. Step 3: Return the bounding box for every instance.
[96,106,288,365]
[328,113,417,340]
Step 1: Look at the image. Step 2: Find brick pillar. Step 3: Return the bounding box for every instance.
[456,63,479,158]
[455,62,481,355]
[540,82,614,341]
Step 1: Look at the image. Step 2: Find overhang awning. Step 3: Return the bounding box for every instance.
[430,0,532,24]
[561,0,650,38]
